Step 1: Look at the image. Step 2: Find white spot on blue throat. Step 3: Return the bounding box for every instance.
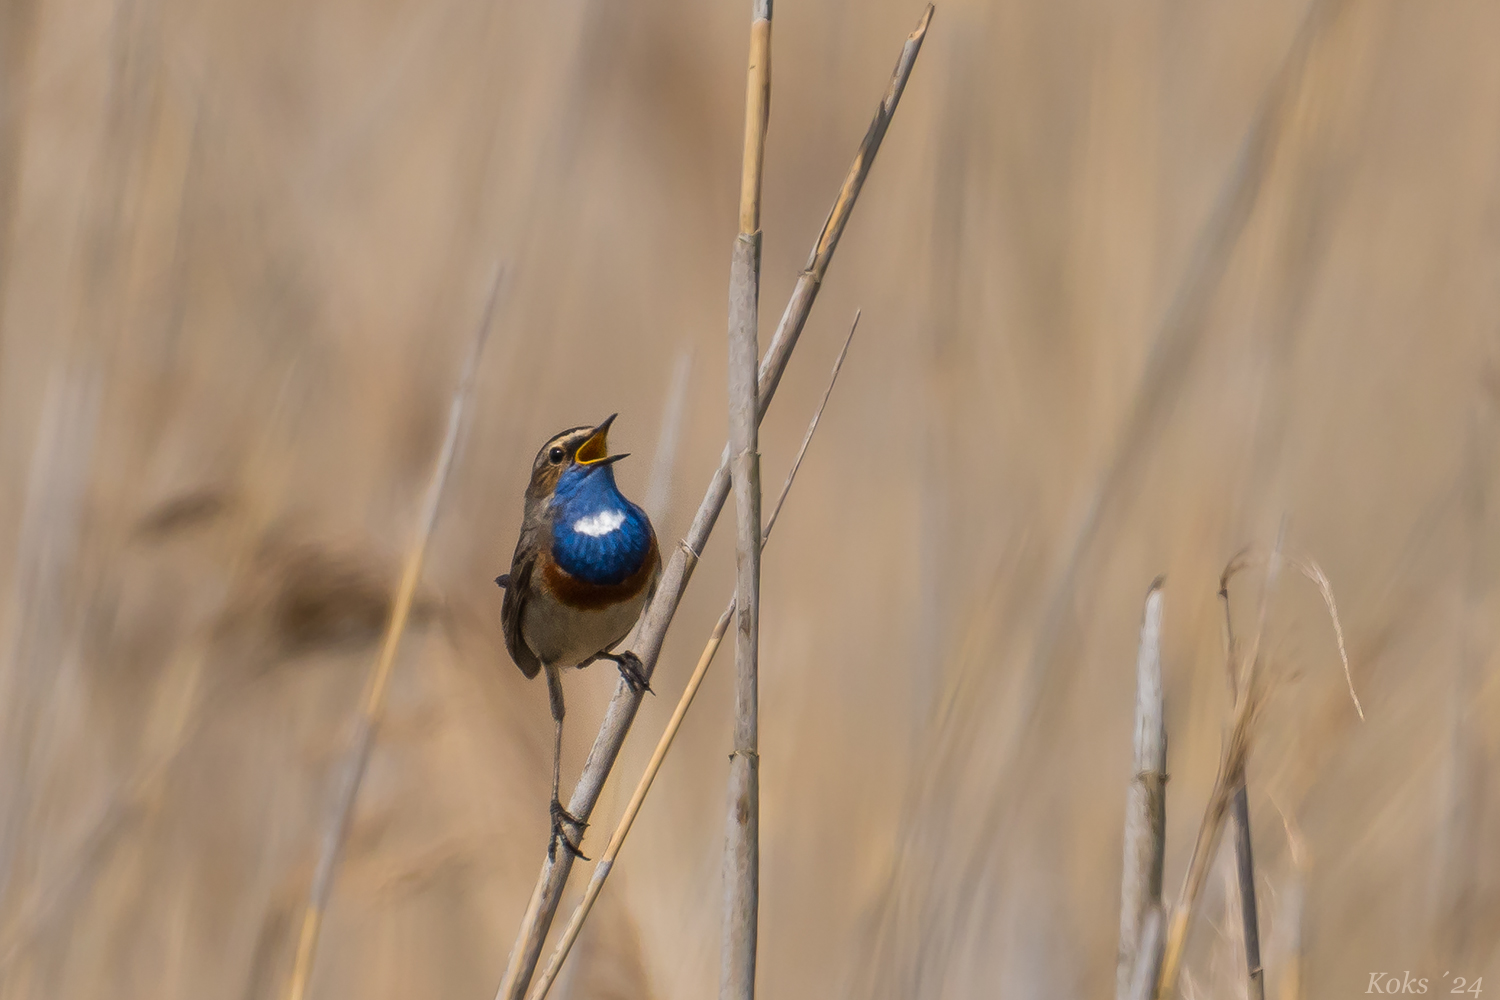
[551,464,651,584]
[573,509,626,537]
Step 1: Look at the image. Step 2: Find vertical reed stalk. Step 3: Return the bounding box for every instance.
[524,314,859,1000]
[1129,905,1167,1000]
[1157,524,1285,1000]
[923,12,1344,959]
[1117,579,1166,1000]
[1219,563,1266,1000]
[724,4,771,999]
[493,14,929,998]
[281,270,499,1000]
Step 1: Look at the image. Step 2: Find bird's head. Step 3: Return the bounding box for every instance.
[526,414,631,504]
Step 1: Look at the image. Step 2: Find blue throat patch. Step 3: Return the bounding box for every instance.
[550,464,652,586]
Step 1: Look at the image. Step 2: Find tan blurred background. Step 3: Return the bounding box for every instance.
[1,0,1498,997]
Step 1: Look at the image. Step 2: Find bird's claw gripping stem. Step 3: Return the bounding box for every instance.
[611,651,652,695]
[549,798,588,861]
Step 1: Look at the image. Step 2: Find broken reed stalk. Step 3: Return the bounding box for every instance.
[493,11,930,998]
[1117,578,1167,1000]
[1219,556,1264,1000]
[282,270,500,1000]
[1157,523,1286,1000]
[525,313,859,1000]
[724,3,771,999]
[914,13,1346,970]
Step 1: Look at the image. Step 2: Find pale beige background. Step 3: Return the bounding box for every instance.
[0,1,1497,998]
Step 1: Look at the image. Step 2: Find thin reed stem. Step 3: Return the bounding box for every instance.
[1157,520,1286,1000]
[281,269,500,1000]
[493,11,930,995]
[524,313,859,1000]
[1228,786,1263,998]
[1219,558,1264,1000]
[914,8,1347,962]
[1117,578,1166,1000]
[724,3,772,999]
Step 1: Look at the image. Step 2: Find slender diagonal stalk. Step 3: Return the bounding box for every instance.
[282,269,500,1000]
[1157,520,1287,1000]
[1117,578,1166,1000]
[525,313,859,1000]
[724,4,772,999]
[493,12,930,997]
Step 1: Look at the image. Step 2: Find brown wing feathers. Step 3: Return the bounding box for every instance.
[500,554,541,679]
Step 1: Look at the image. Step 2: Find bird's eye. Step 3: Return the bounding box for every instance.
[549,447,565,464]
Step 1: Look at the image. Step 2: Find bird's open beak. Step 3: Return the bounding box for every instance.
[575,413,629,467]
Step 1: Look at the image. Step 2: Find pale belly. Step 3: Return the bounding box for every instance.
[521,586,650,669]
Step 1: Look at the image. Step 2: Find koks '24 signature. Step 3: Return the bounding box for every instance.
[1367,973,1482,995]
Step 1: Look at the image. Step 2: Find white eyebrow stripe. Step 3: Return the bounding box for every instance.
[573,509,626,537]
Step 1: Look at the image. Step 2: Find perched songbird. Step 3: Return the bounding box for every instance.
[495,414,660,859]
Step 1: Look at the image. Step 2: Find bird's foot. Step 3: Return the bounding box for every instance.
[549,798,588,861]
[610,651,653,695]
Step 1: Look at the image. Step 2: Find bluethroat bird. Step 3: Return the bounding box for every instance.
[495,414,661,860]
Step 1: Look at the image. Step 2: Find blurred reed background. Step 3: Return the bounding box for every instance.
[0,0,1498,997]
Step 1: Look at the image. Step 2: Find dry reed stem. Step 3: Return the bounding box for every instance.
[1297,559,1360,719]
[1117,578,1167,1000]
[738,2,772,236]
[1222,549,1361,720]
[1218,557,1265,1000]
[524,313,859,1000]
[1211,542,1357,1000]
[1130,905,1167,1000]
[724,3,772,998]
[1157,522,1286,1000]
[493,13,929,996]
[1018,0,1346,703]
[1228,773,1263,1000]
[920,8,1346,961]
[281,269,500,1000]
